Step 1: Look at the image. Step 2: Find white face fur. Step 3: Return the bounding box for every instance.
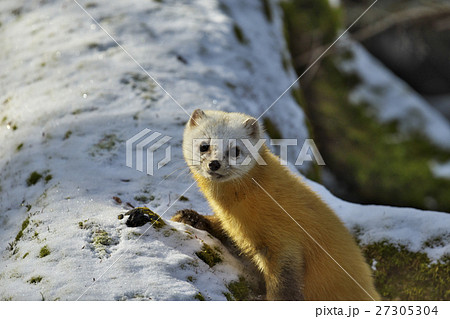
[183,109,263,182]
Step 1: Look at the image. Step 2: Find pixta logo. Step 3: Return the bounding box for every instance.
[126,129,172,176]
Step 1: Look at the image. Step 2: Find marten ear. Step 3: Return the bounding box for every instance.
[243,117,260,139]
[189,109,206,127]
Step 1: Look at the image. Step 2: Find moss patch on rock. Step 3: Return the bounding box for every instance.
[194,292,205,301]
[95,134,117,151]
[125,207,166,228]
[195,243,222,267]
[93,230,112,246]
[26,171,43,186]
[226,276,250,301]
[44,174,53,183]
[90,134,122,157]
[28,276,43,284]
[304,58,450,210]
[362,241,449,300]
[134,195,150,203]
[39,245,50,258]
[281,0,450,212]
[15,216,30,242]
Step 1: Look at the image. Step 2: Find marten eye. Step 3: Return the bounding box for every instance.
[229,146,240,158]
[200,144,210,152]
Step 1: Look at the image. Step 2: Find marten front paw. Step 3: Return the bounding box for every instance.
[171,209,213,232]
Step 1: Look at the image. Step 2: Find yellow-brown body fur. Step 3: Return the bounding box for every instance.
[192,145,379,300]
[176,109,379,300]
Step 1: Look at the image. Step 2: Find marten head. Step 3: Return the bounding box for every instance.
[183,109,264,182]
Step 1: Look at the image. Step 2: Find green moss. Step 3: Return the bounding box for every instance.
[233,23,248,44]
[28,276,43,284]
[281,0,450,212]
[281,54,290,72]
[362,241,449,300]
[150,217,166,229]
[311,61,450,210]
[39,245,50,258]
[93,230,112,246]
[15,230,23,242]
[261,0,273,22]
[187,276,195,283]
[178,195,189,202]
[26,171,43,186]
[163,228,177,237]
[22,252,29,259]
[134,195,149,203]
[121,72,157,102]
[195,243,222,267]
[16,143,23,151]
[132,207,166,229]
[423,235,447,248]
[15,216,30,242]
[63,130,72,140]
[44,174,52,183]
[21,218,30,231]
[223,292,233,301]
[95,134,117,151]
[262,118,282,140]
[281,0,341,45]
[194,292,205,301]
[226,276,250,301]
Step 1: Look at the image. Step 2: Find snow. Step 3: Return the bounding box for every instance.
[305,177,450,262]
[328,0,341,8]
[425,94,450,122]
[339,40,450,151]
[0,0,448,301]
[430,160,450,180]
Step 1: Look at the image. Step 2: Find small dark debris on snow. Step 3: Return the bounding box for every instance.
[177,54,188,64]
[112,196,122,204]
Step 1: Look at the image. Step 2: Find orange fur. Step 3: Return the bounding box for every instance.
[192,145,380,300]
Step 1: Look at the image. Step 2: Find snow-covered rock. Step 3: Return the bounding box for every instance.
[0,0,448,301]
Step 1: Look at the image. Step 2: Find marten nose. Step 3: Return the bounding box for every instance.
[209,160,221,171]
